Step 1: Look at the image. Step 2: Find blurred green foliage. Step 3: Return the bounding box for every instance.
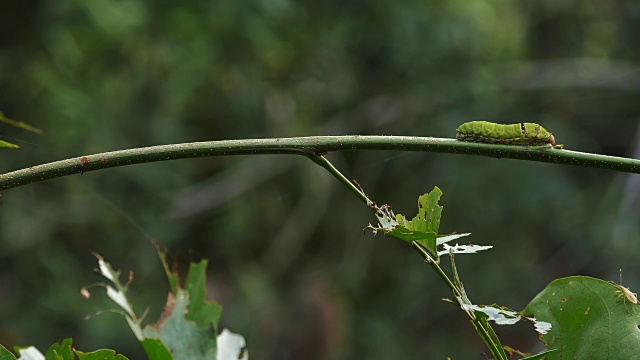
[1,1,640,359]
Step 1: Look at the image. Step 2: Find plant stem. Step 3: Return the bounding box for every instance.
[313,156,505,357]
[410,243,507,359]
[2,135,639,191]
[307,153,371,206]
[410,242,460,296]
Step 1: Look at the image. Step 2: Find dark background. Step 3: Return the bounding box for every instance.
[1,1,640,359]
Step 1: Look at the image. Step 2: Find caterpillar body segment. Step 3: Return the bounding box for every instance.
[456,121,555,147]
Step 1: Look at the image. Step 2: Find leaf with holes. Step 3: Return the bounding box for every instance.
[368,187,444,258]
[524,276,640,360]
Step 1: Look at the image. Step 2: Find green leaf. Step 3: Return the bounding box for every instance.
[0,139,19,149]
[185,261,222,328]
[75,349,128,360]
[369,186,444,258]
[10,342,127,360]
[45,339,74,360]
[408,187,443,234]
[140,339,173,360]
[0,344,17,360]
[140,256,222,359]
[86,252,246,360]
[524,276,640,360]
[143,291,218,359]
[383,223,438,248]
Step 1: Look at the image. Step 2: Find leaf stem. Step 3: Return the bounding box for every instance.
[410,243,507,359]
[410,242,460,296]
[307,153,371,206]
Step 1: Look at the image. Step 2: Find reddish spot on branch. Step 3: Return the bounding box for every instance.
[79,156,90,174]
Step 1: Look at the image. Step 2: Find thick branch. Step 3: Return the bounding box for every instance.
[1,135,639,191]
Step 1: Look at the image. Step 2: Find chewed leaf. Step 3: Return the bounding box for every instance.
[185,261,222,328]
[436,233,471,245]
[369,188,490,260]
[106,286,134,315]
[463,304,520,325]
[45,339,74,360]
[15,347,43,360]
[88,254,142,339]
[368,187,444,258]
[371,205,398,231]
[143,291,218,358]
[534,320,552,335]
[141,258,225,359]
[410,187,443,234]
[14,340,128,360]
[217,329,249,360]
[525,276,640,359]
[380,226,437,249]
[96,255,118,282]
[462,304,551,335]
[437,243,493,256]
[84,251,249,359]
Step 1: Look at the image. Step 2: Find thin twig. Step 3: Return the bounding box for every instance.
[1,135,639,191]
[307,153,371,206]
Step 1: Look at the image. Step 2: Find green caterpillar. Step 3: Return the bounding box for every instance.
[456,121,555,147]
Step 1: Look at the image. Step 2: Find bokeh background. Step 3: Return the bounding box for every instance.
[1,1,640,359]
